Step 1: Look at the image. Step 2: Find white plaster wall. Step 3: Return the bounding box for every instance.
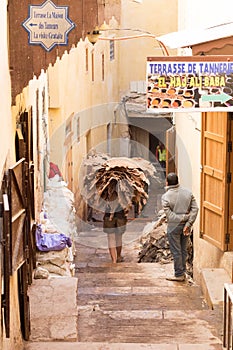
[47,25,124,193]
[13,70,49,220]
[175,111,224,282]
[174,112,201,193]
[174,0,233,281]
[178,0,233,30]
[28,71,49,217]
[174,112,204,280]
[119,0,178,94]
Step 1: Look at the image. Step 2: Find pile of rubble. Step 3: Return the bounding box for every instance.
[138,213,172,263]
[77,152,159,221]
[34,173,77,279]
[138,212,193,277]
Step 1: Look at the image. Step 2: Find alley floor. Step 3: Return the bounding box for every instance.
[24,171,225,350]
[73,223,223,349]
[24,218,224,350]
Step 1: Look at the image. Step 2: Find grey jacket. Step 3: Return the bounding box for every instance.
[161,184,199,228]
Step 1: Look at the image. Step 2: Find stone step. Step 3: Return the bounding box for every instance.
[77,262,206,312]
[28,277,78,342]
[76,262,222,346]
[27,244,224,348]
[77,307,222,344]
[24,341,223,350]
[201,268,231,308]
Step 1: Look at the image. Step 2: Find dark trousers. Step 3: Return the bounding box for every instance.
[167,224,189,277]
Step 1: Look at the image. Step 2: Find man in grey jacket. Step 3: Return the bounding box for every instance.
[161,172,199,281]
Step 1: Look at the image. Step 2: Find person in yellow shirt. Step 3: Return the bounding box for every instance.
[156,141,166,170]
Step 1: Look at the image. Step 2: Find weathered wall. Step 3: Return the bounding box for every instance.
[1,1,180,347]
[178,0,233,30]
[175,0,233,282]
[175,110,229,284]
[174,112,204,282]
[0,1,24,349]
[101,0,121,24]
[2,67,49,350]
[1,276,24,350]
[119,0,178,95]
[8,0,105,103]
[45,1,180,217]
[0,1,13,175]
[12,70,49,220]
[47,17,124,197]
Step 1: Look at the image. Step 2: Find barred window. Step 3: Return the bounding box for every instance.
[110,40,115,61]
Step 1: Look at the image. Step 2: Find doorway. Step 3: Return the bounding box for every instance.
[200,112,233,251]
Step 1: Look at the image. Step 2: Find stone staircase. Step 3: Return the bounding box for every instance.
[23,342,221,350]
[76,261,223,348]
[24,236,224,350]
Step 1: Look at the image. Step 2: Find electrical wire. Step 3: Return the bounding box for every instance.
[98,33,169,56]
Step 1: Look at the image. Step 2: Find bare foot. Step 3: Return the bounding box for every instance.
[116,256,125,263]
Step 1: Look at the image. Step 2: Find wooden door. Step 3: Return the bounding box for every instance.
[200,112,230,251]
[9,159,31,340]
[1,181,11,338]
[66,146,73,191]
[18,262,31,340]
[12,107,35,339]
[166,125,176,176]
[86,129,92,154]
[1,159,31,339]
[17,108,35,221]
[227,113,233,250]
[9,159,27,272]
[16,109,36,276]
[107,123,111,155]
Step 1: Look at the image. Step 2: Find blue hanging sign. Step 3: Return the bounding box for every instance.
[22,0,75,51]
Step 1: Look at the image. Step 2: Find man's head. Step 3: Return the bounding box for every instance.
[166,172,178,186]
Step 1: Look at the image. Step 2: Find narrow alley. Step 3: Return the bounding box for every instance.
[3,2,233,349]
[23,166,224,350]
[24,216,223,350]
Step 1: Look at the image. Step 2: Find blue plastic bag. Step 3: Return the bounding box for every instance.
[35,224,72,252]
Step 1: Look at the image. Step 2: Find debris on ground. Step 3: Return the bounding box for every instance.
[34,172,77,278]
[138,211,193,278]
[138,213,172,263]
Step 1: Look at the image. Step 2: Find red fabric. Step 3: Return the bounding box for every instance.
[49,162,62,178]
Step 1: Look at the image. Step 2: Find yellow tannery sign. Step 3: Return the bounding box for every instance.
[147,56,233,112]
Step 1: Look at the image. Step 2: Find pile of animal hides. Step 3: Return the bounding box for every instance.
[138,212,193,277]
[79,152,159,219]
[34,169,77,279]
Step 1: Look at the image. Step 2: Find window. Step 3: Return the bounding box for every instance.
[102,53,105,81]
[110,40,115,61]
[91,52,94,81]
[76,117,80,143]
[85,48,88,72]
[65,120,72,137]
